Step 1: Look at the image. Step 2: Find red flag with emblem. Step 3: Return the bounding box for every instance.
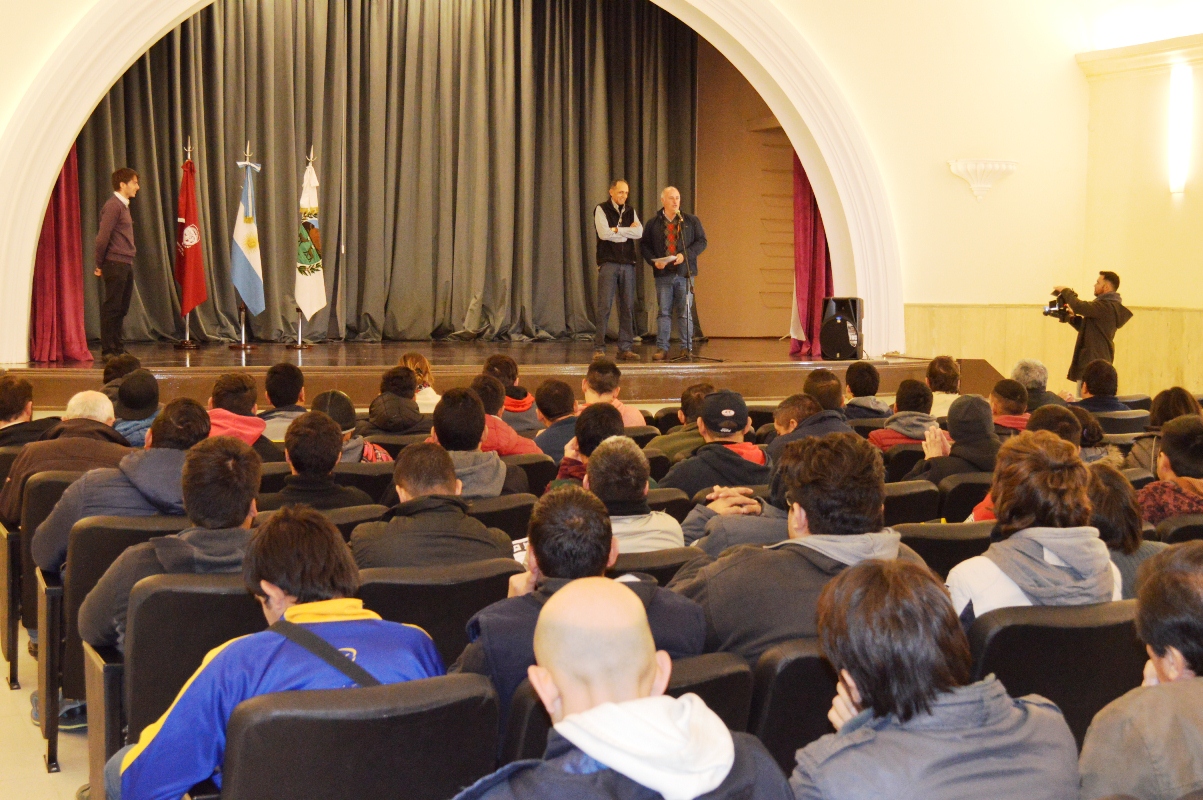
[174,158,207,315]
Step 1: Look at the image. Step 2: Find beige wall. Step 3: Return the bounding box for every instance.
[0,1,98,135]
[694,39,794,337]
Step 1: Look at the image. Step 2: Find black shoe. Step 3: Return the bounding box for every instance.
[27,639,37,659]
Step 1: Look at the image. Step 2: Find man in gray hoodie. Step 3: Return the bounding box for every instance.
[33,398,210,573]
[78,436,261,652]
[431,388,528,500]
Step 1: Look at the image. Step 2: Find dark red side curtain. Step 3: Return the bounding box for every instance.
[790,153,833,358]
[30,144,92,363]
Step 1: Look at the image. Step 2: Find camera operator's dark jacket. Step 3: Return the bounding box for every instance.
[1062,290,1132,381]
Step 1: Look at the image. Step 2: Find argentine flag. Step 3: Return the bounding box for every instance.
[230,158,266,315]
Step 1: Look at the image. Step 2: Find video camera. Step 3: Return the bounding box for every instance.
[1043,289,1074,323]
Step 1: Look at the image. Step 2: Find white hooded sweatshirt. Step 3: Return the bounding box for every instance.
[553,693,735,800]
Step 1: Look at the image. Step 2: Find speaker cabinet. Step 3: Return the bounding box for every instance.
[819,297,863,360]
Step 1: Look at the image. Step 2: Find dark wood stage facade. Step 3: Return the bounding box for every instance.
[2,338,1003,409]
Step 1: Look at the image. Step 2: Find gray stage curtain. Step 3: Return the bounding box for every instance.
[76,0,696,343]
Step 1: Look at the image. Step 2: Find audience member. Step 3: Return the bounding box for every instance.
[1012,358,1068,412]
[431,388,528,499]
[350,443,511,568]
[645,381,714,460]
[990,378,1030,434]
[257,412,373,511]
[364,366,430,435]
[946,431,1121,627]
[485,354,542,433]
[1125,387,1201,472]
[309,389,393,463]
[111,368,161,448]
[0,390,130,527]
[100,353,142,404]
[468,373,540,455]
[206,373,285,462]
[1088,462,1168,599]
[582,358,645,427]
[926,356,961,418]
[451,487,705,727]
[867,379,947,452]
[842,361,890,420]
[766,390,853,463]
[532,379,578,464]
[32,398,210,573]
[79,436,263,651]
[1068,405,1121,465]
[1071,359,1129,413]
[1079,541,1203,800]
[668,433,925,663]
[660,390,771,499]
[903,395,1000,484]
[454,577,789,800]
[803,368,847,414]
[258,362,306,441]
[790,560,1078,799]
[1138,414,1203,525]
[0,375,58,446]
[401,351,441,414]
[106,505,444,800]
[546,402,626,492]
[584,436,684,552]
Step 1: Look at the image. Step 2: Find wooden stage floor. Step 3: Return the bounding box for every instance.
[2,338,1000,408]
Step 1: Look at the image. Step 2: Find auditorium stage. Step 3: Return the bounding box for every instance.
[1,339,1003,409]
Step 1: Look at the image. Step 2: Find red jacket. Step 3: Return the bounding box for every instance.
[868,428,951,453]
[994,414,1030,431]
[427,416,540,457]
[208,408,268,447]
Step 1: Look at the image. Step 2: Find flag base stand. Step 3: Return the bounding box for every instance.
[228,303,256,351]
[288,309,312,349]
[175,316,200,349]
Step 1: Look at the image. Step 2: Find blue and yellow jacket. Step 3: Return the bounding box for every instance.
[119,598,444,800]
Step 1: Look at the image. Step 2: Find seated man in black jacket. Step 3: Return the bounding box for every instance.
[257,412,373,512]
[0,375,59,446]
[350,442,512,568]
[1070,359,1130,413]
[361,366,431,436]
[79,436,261,652]
[660,390,771,499]
[450,486,705,727]
[903,395,1001,485]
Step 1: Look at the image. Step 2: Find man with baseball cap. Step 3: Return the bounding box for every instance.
[659,390,772,499]
[113,369,161,448]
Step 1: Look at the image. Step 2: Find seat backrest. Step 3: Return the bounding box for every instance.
[749,637,838,773]
[883,480,940,526]
[848,418,885,438]
[124,574,267,742]
[607,547,706,587]
[1122,467,1155,490]
[1156,514,1203,544]
[62,514,192,700]
[501,653,753,766]
[623,426,660,448]
[358,559,524,665]
[1114,394,1152,411]
[257,504,389,542]
[938,472,994,522]
[895,521,994,579]
[653,406,680,434]
[219,674,498,800]
[883,444,925,483]
[500,454,558,496]
[1101,432,1143,457]
[968,601,1144,747]
[1095,410,1151,434]
[19,470,85,629]
[0,445,23,484]
[467,493,538,541]
[364,433,429,457]
[332,461,397,501]
[646,487,692,522]
[746,405,776,432]
[754,422,777,446]
[258,462,291,494]
[643,448,671,482]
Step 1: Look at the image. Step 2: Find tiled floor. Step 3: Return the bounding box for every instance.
[1,630,90,800]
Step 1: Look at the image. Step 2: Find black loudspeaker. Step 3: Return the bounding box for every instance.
[819,297,863,360]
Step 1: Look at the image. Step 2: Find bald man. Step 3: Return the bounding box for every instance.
[454,578,792,800]
[641,186,708,361]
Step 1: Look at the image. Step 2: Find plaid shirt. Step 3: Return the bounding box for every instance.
[665,214,683,255]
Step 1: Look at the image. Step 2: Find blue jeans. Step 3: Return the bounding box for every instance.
[656,275,692,351]
[105,743,135,799]
[595,262,635,351]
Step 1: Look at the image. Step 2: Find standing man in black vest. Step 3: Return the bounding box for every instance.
[641,186,708,361]
[593,179,643,361]
[94,168,140,360]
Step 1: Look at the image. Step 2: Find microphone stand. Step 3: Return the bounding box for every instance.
[670,272,722,363]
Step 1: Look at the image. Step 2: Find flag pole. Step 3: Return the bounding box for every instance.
[230,140,257,351]
[291,144,318,349]
[176,134,201,350]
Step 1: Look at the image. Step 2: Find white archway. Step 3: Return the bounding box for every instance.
[0,0,904,363]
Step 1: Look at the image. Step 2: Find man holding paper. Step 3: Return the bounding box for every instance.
[641,186,708,361]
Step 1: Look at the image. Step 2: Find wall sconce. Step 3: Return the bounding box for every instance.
[949,159,1018,200]
[1169,63,1193,194]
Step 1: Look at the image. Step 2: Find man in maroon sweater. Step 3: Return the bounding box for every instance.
[94,168,140,358]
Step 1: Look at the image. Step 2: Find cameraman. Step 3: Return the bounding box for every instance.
[1052,271,1132,392]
